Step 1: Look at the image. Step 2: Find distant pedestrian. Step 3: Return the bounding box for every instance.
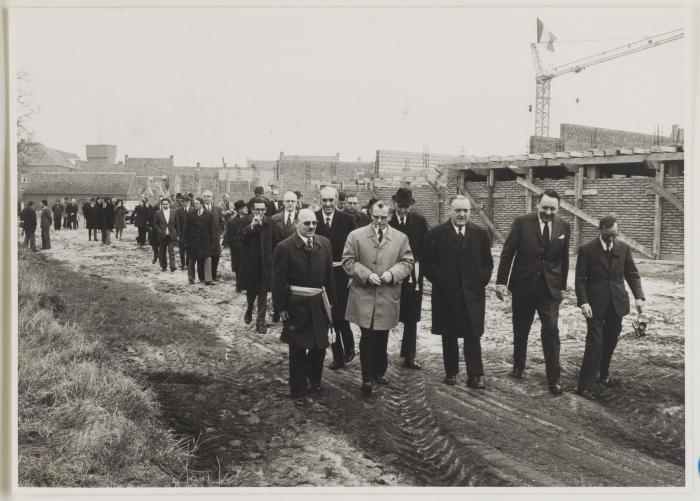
[202,190,225,282]
[224,200,248,286]
[185,197,217,285]
[133,197,151,246]
[113,199,129,240]
[20,201,37,251]
[51,199,64,231]
[343,201,414,396]
[66,199,79,229]
[84,198,98,241]
[39,199,52,249]
[175,197,193,270]
[154,197,179,272]
[149,199,160,263]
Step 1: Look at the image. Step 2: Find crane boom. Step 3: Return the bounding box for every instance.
[533,27,683,137]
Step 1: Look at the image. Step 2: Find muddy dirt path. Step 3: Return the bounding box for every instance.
[32,226,685,486]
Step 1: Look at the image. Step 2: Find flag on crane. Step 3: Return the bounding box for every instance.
[537,18,557,52]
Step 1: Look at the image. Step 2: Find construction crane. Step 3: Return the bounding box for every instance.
[531,27,684,137]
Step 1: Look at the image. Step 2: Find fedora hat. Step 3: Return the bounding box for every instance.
[392,188,415,206]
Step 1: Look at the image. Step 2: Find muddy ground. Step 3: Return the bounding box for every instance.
[22,225,685,487]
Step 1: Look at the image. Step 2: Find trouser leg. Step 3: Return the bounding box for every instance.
[179,240,187,268]
[359,328,374,383]
[256,291,267,327]
[599,309,623,380]
[400,321,417,359]
[511,293,537,370]
[536,295,562,383]
[578,314,605,391]
[159,238,167,269]
[463,336,484,377]
[211,254,219,280]
[308,347,326,385]
[167,238,177,270]
[288,345,308,399]
[196,258,205,281]
[54,217,61,231]
[442,335,459,376]
[187,257,196,282]
[374,330,389,378]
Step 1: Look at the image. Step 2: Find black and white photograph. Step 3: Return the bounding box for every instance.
[8,1,694,497]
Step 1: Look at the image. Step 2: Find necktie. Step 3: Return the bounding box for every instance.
[306,238,313,251]
[378,229,383,242]
[458,227,463,240]
[543,221,550,249]
[401,217,405,227]
[326,217,331,227]
[285,214,292,230]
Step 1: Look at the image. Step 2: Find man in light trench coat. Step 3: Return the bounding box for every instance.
[343,201,414,396]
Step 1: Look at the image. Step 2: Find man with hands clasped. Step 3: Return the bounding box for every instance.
[575,215,645,400]
[342,201,414,396]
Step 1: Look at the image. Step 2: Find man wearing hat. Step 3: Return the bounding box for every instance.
[389,188,429,370]
[225,199,249,286]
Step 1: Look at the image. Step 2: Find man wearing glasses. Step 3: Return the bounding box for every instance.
[343,201,414,396]
[272,209,336,406]
[388,188,429,370]
[315,186,357,370]
[238,198,281,333]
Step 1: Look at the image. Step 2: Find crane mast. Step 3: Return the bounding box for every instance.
[532,28,683,137]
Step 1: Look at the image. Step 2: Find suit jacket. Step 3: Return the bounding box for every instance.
[423,221,493,337]
[66,203,78,217]
[175,206,192,240]
[40,206,52,228]
[185,209,218,259]
[342,224,414,330]
[133,204,151,226]
[315,208,356,317]
[205,204,225,254]
[272,233,336,349]
[389,211,429,288]
[271,210,299,241]
[20,207,37,232]
[154,208,179,240]
[575,238,645,318]
[52,204,64,218]
[496,212,570,299]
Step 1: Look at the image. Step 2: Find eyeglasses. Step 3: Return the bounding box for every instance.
[302,221,318,226]
[372,215,389,220]
[321,198,335,203]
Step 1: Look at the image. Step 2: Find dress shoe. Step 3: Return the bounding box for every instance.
[152,257,158,264]
[272,312,280,322]
[256,325,267,334]
[170,268,176,272]
[309,383,322,393]
[443,375,457,385]
[293,397,307,407]
[161,267,167,272]
[188,279,195,284]
[375,375,389,385]
[467,376,486,389]
[244,309,253,324]
[343,351,356,364]
[509,367,525,380]
[360,382,373,395]
[403,358,422,370]
[328,360,344,371]
[597,376,621,388]
[576,388,596,400]
[213,277,221,282]
[205,281,214,286]
[548,382,563,395]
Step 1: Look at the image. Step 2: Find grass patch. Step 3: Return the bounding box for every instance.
[17,251,247,487]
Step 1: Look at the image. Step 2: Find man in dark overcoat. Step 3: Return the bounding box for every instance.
[224,200,248,284]
[343,193,371,227]
[148,200,160,263]
[575,215,645,400]
[423,195,493,387]
[203,190,225,281]
[185,197,218,285]
[272,208,336,406]
[83,198,98,241]
[66,199,79,229]
[388,188,429,370]
[133,197,151,246]
[237,197,282,333]
[271,191,299,242]
[20,201,37,251]
[315,186,357,370]
[495,189,571,395]
[51,199,64,231]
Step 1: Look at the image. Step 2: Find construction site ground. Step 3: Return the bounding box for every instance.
[22,225,686,487]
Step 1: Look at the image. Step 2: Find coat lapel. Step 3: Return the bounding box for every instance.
[532,214,545,248]
[595,238,611,271]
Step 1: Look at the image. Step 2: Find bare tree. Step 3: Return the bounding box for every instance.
[17,70,40,167]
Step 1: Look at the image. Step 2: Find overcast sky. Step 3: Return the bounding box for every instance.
[11,6,687,167]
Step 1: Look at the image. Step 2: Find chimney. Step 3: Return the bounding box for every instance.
[671,124,679,142]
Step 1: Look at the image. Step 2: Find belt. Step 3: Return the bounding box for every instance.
[289,285,323,296]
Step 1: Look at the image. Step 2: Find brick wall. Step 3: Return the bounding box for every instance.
[530,136,562,153]
[660,176,684,258]
[372,181,442,228]
[560,123,675,151]
[376,150,464,177]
